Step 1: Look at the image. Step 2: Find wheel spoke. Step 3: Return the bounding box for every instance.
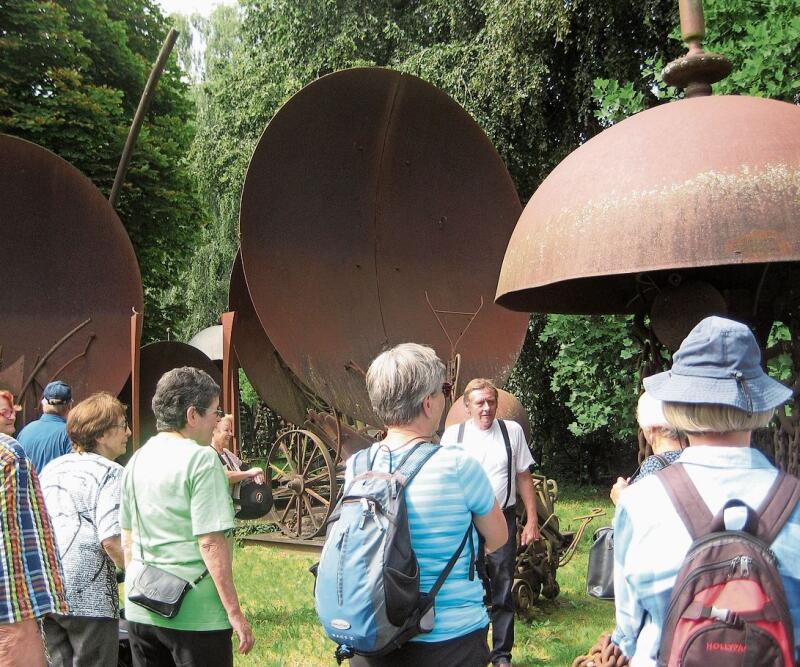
[295,495,302,538]
[271,486,292,498]
[306,488,330,506]
[279,498,294,524]
[301,440,317,477]
[303,496,321,530]
[279,441,296,473]
[269,462,293,480]
[304,471,330,486]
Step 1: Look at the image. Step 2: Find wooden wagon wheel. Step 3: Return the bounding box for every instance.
[267,429,336,539]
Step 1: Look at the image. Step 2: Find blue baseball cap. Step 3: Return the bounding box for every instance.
[644,316,792,414]
[43,381,72,405]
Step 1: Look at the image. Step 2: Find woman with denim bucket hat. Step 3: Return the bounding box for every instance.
[608,316,800,666]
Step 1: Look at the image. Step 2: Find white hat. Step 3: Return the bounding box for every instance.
[637,391,669,429]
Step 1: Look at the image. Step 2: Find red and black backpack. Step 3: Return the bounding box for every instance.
[657,463,800,667]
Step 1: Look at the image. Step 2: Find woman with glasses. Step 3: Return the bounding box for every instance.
[348,343,507,667]
[0,389,20,436]
[119,366,254,666]
[38,391,130,667]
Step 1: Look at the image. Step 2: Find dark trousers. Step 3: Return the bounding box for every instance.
[43,614,119,667]
[127,621,233,667]
[350,625,489,667]
[481,507,517,664]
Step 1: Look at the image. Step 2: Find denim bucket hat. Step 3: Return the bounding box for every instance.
[643,316,793,414]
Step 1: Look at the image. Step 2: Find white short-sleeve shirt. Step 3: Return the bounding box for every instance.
[441,419,534,507]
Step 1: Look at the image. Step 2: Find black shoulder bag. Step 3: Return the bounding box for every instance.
[127,453,209,618]
[586,454,671,600]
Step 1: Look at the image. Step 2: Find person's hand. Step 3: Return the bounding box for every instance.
[520,520,540,546]
[229,609,255,654]
[610,477,629,506]
[249,467,264,484]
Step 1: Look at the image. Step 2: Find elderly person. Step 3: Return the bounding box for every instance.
[39,392,129,666]
[610,316,800,665]
[211,413,264,487]
[349,343,507,667]
[0,391,68,667]
[119,367,254,667]
[610,392,683,505]
[0,389,20,436]
[18,380,73,473]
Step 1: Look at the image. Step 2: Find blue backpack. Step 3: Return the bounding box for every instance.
[314,442,472,664]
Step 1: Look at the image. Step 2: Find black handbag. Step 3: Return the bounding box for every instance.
[235,477,273,520]
[586,526,615,600]
[127,454,208,618]
[586,455,672,600]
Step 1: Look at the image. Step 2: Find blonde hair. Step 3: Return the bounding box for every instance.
[462,378,499,405]
[67,392,127,453]
[663,402,773,434]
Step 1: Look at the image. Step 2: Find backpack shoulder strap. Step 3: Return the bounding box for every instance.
[652,454,669,470]
[497,419,513,509]
[755,471,800,544]
[457,422,465,444]
[657,463,713,540]
[395,442,440,489]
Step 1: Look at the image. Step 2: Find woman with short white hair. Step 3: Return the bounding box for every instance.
[348,343,507,667]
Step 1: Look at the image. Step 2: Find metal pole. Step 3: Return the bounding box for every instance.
[109,28,179,209]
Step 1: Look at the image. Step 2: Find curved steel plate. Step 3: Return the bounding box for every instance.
[187,326,223,362]
[0,134,143,423]
[444,388,531,444]
[240,68,528,425]
[134,341,222,445]
[228,253,313,426]
[496,96,800,314]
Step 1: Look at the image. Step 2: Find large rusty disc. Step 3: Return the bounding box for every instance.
[496,96,800,315]
[134,341,222,445]
[0,134,143,423]
[228,253,314,426]
[240,68,528,425]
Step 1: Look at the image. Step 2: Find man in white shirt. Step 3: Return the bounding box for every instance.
[441,378,539,667]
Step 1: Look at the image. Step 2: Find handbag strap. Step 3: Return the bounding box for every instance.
[129,448,208,585]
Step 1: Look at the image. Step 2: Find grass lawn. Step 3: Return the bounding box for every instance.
[232,484,616,667]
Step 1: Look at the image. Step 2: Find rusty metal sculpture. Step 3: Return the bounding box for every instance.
[496,0,800,472]
[118,341,222,448]
[0,134,144,422]
[240,67,528,426]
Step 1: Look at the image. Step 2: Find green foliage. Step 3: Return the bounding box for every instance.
[0,0,200,342]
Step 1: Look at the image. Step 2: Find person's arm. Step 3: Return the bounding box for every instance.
[102,535,124,569]
[610,502,645,657]
[473,502,508,553]
[197,531,255,655]
[516,470,539,545]
[121,529,133,569]
[610,477,630,505]
[224,468,263,485]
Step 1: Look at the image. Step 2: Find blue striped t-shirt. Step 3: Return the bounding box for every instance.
[345,442,496,643]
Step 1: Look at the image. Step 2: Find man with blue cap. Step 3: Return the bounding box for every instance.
[609,316,800,665]
[17,380,73,473]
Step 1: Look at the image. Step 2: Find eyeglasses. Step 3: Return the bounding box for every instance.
[114,420,128,431]
[0,408,17,419]
[441,382,453,399]
[198,406,225,419]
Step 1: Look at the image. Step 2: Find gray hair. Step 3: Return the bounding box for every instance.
[152,366,220,432]
[366,343,445,427]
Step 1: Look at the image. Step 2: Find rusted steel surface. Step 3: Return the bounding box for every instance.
[123,341,222,446]
[240,68,528,425]
[496,95,800,316]
[444,388,532,444]
[0,134,144,423]
[228,253,313,427]
[187,325,223,363]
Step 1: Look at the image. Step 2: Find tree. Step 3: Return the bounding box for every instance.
[0,0,200,342]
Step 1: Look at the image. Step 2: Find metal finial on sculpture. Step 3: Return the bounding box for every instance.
[662,0,732,97]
